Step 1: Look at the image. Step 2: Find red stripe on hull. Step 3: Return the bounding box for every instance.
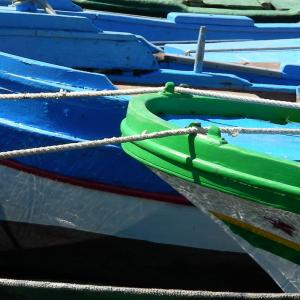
[0,160,190,206]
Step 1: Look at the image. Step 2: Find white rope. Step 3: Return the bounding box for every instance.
[1,86,300,110]
[0,127,203,159]
[0,126,299,159]
[220,127,300,137]
[174,87,300,109]
[0,87,165,100]
[0,278,299,299]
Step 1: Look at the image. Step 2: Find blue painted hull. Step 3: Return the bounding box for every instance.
[0,51,176,197]
[0,1,297,96]
[0,10,159,70]
[80,12,300,43]
[109,66,300,97]
[0,8,299,97]
[2,2,300,43]
[0,101,176,196]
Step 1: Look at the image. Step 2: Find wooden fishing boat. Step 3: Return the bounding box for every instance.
[0,5,299,101]
[71,0,300,22]
[0,9,159,70]
[165,38,300,65]
[3,0,300,43]
[121,82,300,292]
[0,52,279,291]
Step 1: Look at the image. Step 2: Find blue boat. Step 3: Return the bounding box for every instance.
[0,9,159,70]
[165,38,300,65]
[0,51,277,291]
[0,5,299,100]
[2,0,300,43]
[109,61,300,101]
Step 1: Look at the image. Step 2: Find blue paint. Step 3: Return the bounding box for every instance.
[165,39,300,64]
[0,10,159,70]
[0,51,176,195]
[2,2,300,42]
[0,0,82,11]
[40,10,300,43]
[165,115,300,162]
[0,4,299,96]
[108,69,299,95]
[15,2,37,12]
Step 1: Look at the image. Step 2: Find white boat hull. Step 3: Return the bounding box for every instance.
[0,162,241,252]
[0,162,280,290]
[154,169,300,293]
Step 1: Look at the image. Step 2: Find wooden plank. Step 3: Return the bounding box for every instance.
[157,53,282,78]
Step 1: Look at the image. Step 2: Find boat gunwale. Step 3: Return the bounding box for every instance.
[121,84,300,214]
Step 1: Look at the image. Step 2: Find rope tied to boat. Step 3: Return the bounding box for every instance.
[1,278,300,299]
[0,126,299,159]
[221,127,300,137]
[1,86,300,109]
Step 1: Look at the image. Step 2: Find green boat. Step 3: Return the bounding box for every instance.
[73,0,300,22]
[121,83,300,293]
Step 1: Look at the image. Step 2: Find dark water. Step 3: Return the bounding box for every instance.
[0,221,281,293]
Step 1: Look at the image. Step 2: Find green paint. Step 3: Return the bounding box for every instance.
[73,0,300,21]
[224,220,300,265]
[121,82,300,214]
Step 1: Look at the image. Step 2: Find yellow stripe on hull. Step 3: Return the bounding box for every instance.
[212,211,300,252]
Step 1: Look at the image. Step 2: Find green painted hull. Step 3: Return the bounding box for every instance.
[121,82,300,292]
[73,0,300,22]
[121,83,300,216]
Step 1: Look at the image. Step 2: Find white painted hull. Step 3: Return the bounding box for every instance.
[154,169,300,293]
[0,162,242,253]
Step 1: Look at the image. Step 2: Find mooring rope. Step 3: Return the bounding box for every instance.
[0,84,298,158]
[0,126,299,159]
[0,127,202,159]
[174,87,300,109]
[0,87,165,100]
[220,127,300,137]
[1,86,300,109]
[0,278,299,299]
